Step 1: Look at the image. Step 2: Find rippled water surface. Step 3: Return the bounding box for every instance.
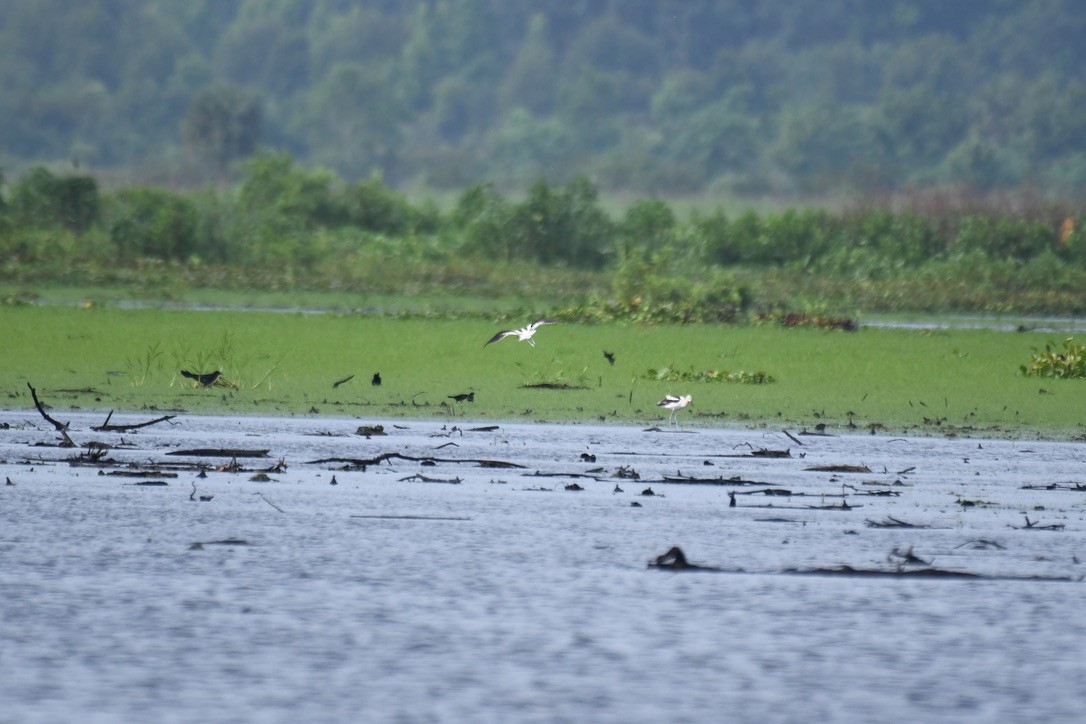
[2,411,1085,723]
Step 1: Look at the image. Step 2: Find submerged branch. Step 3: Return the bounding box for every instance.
[27,382,75,448]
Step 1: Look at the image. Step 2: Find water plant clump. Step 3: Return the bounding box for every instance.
[646,366,776,384]
[1021,338,1086,379]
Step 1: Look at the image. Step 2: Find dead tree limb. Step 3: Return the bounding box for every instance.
[91,410,177,432]
[306,451,526,471]
[27,382,76,447]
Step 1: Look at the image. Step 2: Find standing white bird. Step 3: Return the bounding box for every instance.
[657,394,693,427]
[485,319,558,348]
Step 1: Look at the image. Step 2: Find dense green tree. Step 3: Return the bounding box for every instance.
[107,187,199,260]
[9,167,101,234]
[291,63,405,179]
[498,13,558,115]
[181,85,263,174]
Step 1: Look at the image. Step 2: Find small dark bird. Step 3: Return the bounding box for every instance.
[181,370,221,387]
[603,350,615,366]
[448,392,475,402]
[372,372,382,386]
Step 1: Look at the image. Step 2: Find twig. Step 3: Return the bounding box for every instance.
[254,492,284,513]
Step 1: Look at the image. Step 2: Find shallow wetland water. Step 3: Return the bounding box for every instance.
[2,410,1085,722]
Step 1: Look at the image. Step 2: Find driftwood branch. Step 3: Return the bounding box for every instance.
[782,429,805,446]
[91,410,177,432]
[306,451,526,471]
[866,516,929,528]
[397,474,463,484]
[27,382,76,447]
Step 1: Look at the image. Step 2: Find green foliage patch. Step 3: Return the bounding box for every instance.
[4,160,1085,318]
[1021,338,1086,379]
[646,366,775,384]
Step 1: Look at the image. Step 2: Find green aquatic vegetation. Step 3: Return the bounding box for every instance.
[647,366,776,384]
[1021,338,1086,379]
[2,305,1084,437]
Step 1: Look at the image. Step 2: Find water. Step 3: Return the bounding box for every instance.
[2,411,1085,722]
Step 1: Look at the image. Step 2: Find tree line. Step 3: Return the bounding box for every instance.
[2,154,1082,271]
[1,0,1085,196]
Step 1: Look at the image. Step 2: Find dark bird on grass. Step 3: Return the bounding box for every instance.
[485,319,558,348]
[181,370,222,387]
[603,350,615,366]
[448,392,475,402]
[372,372,382,386]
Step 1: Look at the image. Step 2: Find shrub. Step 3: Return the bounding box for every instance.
[9,167,100,234]
[1021,338,1086,379]
[107,188,199,261]
[508,177,613,268]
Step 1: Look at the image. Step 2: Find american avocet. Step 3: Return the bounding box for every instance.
[485,319,558,347]
[657,394,693,427]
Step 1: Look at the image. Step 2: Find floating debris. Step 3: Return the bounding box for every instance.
[648,546,721,572]
[805,464,872,473]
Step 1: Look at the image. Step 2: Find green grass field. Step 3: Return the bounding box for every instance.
[2,305,1083,438]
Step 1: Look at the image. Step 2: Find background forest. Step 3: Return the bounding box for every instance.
[2,0,1086,195]
[2,0,1086,320]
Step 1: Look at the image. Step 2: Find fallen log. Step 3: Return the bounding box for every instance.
[805,464,872,473]
[866,516,929,528]
[784,565,1074,581]
[168,448,270,458]
[397,474,462,484]
[306,451,526,471]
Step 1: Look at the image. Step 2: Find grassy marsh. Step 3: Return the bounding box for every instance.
[3,305,1083,438]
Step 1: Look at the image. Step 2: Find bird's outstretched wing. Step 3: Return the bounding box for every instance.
[485,330,515,346]
[529,319,558,330]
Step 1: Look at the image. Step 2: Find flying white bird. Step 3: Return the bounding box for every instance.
[657,394,693,427]
[485,319,558,348]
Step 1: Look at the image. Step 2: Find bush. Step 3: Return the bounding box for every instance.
[9,167,100,234]
[508,177,614,268]
[1021,338,1086,379]
[107,188,199,261]
[344,176,438,235]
